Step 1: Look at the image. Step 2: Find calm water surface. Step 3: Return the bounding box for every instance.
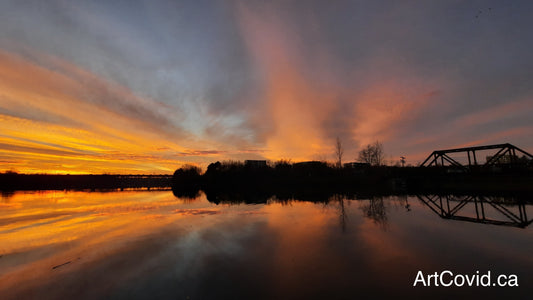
[0,190,531,299]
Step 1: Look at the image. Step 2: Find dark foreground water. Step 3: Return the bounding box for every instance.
[0,190,531,299]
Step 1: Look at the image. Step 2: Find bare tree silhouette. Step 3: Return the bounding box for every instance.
[331,194,347,232]
[361,196,388,229]
[358,141,385,166]
[334,137,344,168]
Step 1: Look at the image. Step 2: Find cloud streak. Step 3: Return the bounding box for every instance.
[0,49,250,173]
[1,0,532,172]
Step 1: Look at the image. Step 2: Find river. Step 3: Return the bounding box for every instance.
[0,190,531,299]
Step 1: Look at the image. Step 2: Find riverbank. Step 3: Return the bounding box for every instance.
[0,173,172,191]
[173,161,533,196]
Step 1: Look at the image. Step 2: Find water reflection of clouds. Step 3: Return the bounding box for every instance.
[172,209,220,216]
[0,191,532,299]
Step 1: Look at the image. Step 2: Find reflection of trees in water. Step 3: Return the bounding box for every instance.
[268,196,293,206]
[403,195,411,212]
[330,194,347,232]
[1,190,15,200]
[361,197,388,229]
[390,195,411,212]
[172,188,201,202]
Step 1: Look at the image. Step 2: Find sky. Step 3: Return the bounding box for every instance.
[1,0,532,174]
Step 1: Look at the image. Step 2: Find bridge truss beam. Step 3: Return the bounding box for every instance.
[420,143,533,168]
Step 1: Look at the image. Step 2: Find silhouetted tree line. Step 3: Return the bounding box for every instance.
[173,160,384,193]
[172,160,415,200]
[172,159,533,199]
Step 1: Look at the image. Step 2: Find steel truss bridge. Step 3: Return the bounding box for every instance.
[420,143,533,169]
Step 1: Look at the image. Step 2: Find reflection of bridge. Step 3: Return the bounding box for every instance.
[417,195,532,228]
[420,143,533,169]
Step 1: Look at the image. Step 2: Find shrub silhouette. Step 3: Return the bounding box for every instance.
[172,165,202,190]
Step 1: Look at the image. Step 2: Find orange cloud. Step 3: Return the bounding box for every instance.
[235,4,438,162]
[350,81,436,148]
[0,49,231,174]
[236,5,338,161]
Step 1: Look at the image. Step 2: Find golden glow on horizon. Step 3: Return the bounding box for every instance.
[0,50,221,174]
[2,43,419,172]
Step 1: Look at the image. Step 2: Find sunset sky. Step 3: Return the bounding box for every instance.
[1,0,532,174]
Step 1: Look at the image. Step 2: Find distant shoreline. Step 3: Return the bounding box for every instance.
[173,161,533,195]
[2,164,533,194]
[0,173,173,191]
